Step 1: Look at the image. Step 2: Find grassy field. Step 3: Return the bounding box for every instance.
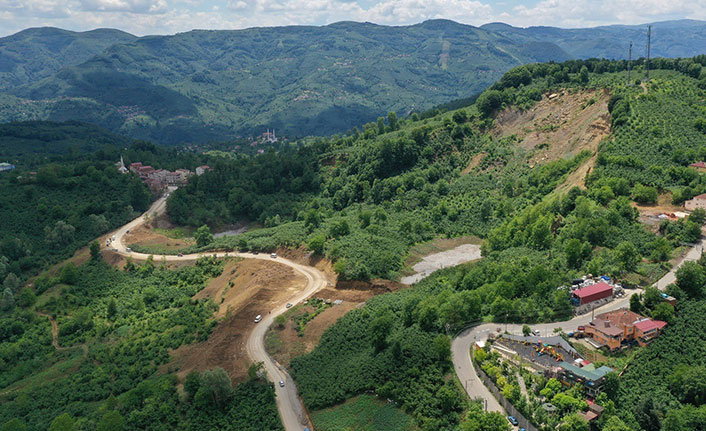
[311,395,417,431]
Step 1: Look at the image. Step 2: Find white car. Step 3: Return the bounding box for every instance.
[254,315,262,323]
[279,380,285,387]
[286,303,293,309]
[270,253,277,258]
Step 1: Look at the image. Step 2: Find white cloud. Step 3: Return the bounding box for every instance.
[78,0,168,14]
[0,0,705,37]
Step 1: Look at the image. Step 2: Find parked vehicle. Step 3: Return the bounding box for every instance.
[532,329,541,336]
[508,416,519,426]
[126,248,132,252]
[178,253,184,257]
[254,315,262,323]
[271,253,277,258]
[279,380,285,387]
[286,303,293,309]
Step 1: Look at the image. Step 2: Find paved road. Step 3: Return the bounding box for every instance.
[452,238,706,413]
[111,195,324,431]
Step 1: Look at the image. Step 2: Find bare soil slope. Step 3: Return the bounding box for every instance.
[166,258,307,383]
[494,89,611,170]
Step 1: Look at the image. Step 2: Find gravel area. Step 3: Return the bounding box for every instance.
[400,243,482,284]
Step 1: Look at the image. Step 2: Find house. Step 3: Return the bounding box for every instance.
[690,161,706,171]
[129,162,143,173]
[557,361,614,398]
[137,166,155,179]
[571,282,613,306]
[583,308,667,350]
[685,193,706,210]
[0,162,15,172]
[262,129,278,143]
[634,319,667,346]
[195,165,211,176]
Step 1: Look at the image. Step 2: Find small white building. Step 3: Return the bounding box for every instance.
[0,162,15,172]
[685,193,706,210]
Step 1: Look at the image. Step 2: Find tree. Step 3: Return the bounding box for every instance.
[3,273,19,292]
[643,286,663,310]
[49,414,76,431]
[433,334,451,362]
[690,208,706,225]
[603,371,620,400]
[522,324,531,336]
[88,214,110,236]
[0,288,14,311]
[648,236,672,262]
[460,411,511,431]
[45,220,76,246]
[59,263,79,285]
[193,367,234,410]
[630,293,642,313]
[557,413,589,431]
[602,416,632,431]
[614,241,640,272]
[1,419,27,431]
[194,225,213,247]
[652,301,674,322]
[370,311,393,352]
[387,111,399,131]
[579,66,589,84]
[16,288,36,308]
[476,89,503,117]
[377,117,386,135]
[676,261,706,298]
[632,184,658,204]
[328,219,350,238]
[90,240,101,261]
[184,370,201,401]
[307,234,326,255]
[96,411,125,431]
[107,297,117,320]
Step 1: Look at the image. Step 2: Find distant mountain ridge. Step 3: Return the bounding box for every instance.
[0,19,704,144]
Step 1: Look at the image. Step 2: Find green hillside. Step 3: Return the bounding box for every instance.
[163,57,706,430]
[4,20,570,144]
[0,27,136,90]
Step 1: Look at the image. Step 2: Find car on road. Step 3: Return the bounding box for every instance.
[126,229,130,234]
[178,253,184,257]
[252,251,259,255]
[270,253,277,258]
[532,329,541,336]
[254,315,262,323]
[279,380,285,387]
[508,416,518,426]
[286,303,292,309]
[112,248,118,252]
[126,248,132,252]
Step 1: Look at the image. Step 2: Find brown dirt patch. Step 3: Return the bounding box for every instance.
[493,89,611,165]
[555,154,597,193]
[123,223,193,251]
[266,283,405,367]
[165,258,308,383]
[403,236,482,269]
[276,246,337,285]
[461,152,486,175]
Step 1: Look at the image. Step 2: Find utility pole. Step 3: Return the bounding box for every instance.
[646,25,652,81]
[627,41,633,85]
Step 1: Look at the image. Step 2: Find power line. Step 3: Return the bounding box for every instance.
[627,41,633,85]
[646,25,652,82]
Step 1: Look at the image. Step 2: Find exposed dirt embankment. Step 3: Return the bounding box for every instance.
[166,258,308,383]
[494,89,611,170]
[265,281,405,367]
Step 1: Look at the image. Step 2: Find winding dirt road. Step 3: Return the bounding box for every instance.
[452,238,706,414]
[111,195,324,431]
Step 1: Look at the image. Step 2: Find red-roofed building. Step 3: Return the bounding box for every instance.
[690,161,706,170]
[572,282,613,305]
[584,308,667,350]
[685,193,706,210]
[634,319,667,345]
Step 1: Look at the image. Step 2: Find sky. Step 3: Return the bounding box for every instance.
[0,0,705,37]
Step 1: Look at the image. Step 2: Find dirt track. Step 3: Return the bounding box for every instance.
[109,195,324,431]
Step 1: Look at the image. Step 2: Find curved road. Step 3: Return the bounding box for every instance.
[452,238,706,413]
[111,195,324,431]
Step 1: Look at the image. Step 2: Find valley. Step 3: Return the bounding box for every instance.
[2,34,706,431]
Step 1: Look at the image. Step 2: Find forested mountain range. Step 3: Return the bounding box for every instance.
[0,19,705,144]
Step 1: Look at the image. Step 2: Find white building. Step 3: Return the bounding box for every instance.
[0,162,15,172]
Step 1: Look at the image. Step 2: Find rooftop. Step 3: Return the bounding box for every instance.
[559,361,614,382]
[573,282,613,298]
[634,319,667,332]
[690,161,706,168]
[692,193,706,200]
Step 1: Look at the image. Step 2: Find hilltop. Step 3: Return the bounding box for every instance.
[1,19,705,144]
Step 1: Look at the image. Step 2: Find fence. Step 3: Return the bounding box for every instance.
[476,365,539,431]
